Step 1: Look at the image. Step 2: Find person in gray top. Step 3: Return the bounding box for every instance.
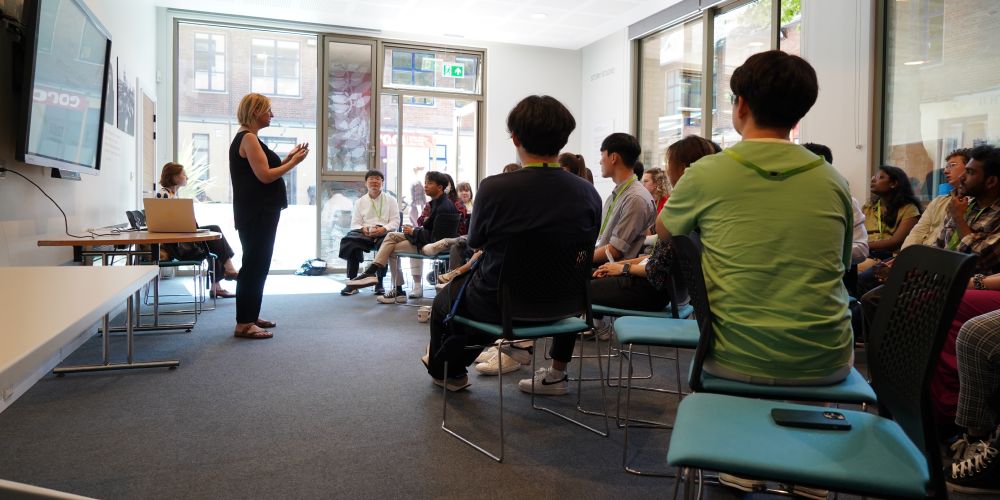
[593,133,655,265]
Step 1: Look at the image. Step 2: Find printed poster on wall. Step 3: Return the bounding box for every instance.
[116,58,135,137]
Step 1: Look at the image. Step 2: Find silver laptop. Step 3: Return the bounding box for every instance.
[142,198,207,233]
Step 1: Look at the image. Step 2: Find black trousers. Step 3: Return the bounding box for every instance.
[199,224,235,283]
[550,276,670,363]
[338,230,387,280]
[236,211,280,324]
[427,274,500,379]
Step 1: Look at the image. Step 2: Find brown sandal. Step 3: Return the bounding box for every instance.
[234,324,272,339]
[255,319,276,328]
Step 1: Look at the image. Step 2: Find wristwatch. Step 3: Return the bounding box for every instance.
[974,273,986,290]
[621,263,631,276]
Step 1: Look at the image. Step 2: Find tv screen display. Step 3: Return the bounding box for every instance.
[16,0,112,175]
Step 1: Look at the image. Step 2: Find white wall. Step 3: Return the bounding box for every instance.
[479,42,582,177]
[798,0,874,202]
[0,0,156,266]
[580,30,632,199]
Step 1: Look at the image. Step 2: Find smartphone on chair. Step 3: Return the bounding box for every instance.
[771,409,851,431]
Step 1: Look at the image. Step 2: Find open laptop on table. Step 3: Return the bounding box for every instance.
[142,198,208,233]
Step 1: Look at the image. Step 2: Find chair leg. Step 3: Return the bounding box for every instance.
[440,359,503,462]
[530,330,609,437]
[621,344,676,476]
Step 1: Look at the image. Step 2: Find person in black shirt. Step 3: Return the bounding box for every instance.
[421,95,602,391]
[229,93,309,339]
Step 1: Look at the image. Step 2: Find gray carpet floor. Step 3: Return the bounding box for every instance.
[0,275,870,499]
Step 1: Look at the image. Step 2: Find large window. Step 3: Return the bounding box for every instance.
[637,20,704,170]
[882,0,994,202]
[176,23,318,271]
[637,0,800,170]
[251,38,301,97]
[194,33,226,92]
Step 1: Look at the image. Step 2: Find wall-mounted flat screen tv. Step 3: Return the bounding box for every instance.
[15,0,112,175]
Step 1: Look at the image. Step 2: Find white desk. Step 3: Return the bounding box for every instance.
[0,266,174,413]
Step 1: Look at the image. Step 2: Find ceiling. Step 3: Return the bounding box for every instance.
[155,0,680,50]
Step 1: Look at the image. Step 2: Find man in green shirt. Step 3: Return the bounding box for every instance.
[658,50,854,385]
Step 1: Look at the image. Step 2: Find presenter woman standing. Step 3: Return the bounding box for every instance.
[230,93,309,339]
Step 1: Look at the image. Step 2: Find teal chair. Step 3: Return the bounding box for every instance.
[668,244,976,499]
[441,233,608,463]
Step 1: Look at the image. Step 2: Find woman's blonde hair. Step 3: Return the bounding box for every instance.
[237,93,271,128]
[159,162,185,189]
[643,167,670,198]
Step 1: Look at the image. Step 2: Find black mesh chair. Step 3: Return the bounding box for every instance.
[668,244,976,499]
[395,212,462,293]
[442,232,609,462]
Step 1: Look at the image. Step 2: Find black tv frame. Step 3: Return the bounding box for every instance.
[13,0,113,176]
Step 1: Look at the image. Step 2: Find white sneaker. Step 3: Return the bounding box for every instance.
[501,343,534,365]
[408,288,424,299]
[376,289,407,304]
[475,346,498,364]
[475,351,522,375]
[518,367,567,395]
[433,374,471,392]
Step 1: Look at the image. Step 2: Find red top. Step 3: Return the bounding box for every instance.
[656,195,669,215]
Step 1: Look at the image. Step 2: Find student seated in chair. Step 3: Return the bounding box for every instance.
[420,95,602,392]
[655,51,854,498]
[344,171,467,304]
[157,162,239,299]
[338,169,399,296]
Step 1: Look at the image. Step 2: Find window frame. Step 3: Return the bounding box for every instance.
[250,37,302,98]
[193,32,227,93]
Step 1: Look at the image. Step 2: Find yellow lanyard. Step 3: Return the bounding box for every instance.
[599,176,637,238]
[370,194,384,220]
[522,162,562,169]
[876,200,882,235]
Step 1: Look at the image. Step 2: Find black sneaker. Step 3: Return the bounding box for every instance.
[374,285,386,296]
[340,287,359,296]
[947,442,1000,495]
[344,264,383,291]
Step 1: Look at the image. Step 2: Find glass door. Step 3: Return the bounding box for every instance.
[318,37,377,266]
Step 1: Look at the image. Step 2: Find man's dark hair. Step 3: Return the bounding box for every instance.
[730,50,818,129]
[802,143,833,163]
[970,145,1000,181]
[600,133,641,167]
[425,171,459,202]
[506,95,576,156]
[632,160,645,178]
[364,170,384,181]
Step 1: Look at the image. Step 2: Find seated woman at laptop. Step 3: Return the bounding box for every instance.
[158,162,239,298]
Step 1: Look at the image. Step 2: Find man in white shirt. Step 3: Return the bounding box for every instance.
[339,170,400,296]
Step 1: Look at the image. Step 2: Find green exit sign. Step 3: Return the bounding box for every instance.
[442,63,465,78]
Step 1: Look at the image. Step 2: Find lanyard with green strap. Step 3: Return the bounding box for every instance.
[369,194,384,220]
[521,162,562,169]
[599,176,637,238]
[948,204,989,250]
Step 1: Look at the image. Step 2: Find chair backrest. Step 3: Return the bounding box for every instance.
[431,212,462,241]
[866,245,976,496]
[671,235,714,391]
[496,232,596,337]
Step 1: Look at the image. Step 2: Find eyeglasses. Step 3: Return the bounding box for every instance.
[945,161,963,169]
